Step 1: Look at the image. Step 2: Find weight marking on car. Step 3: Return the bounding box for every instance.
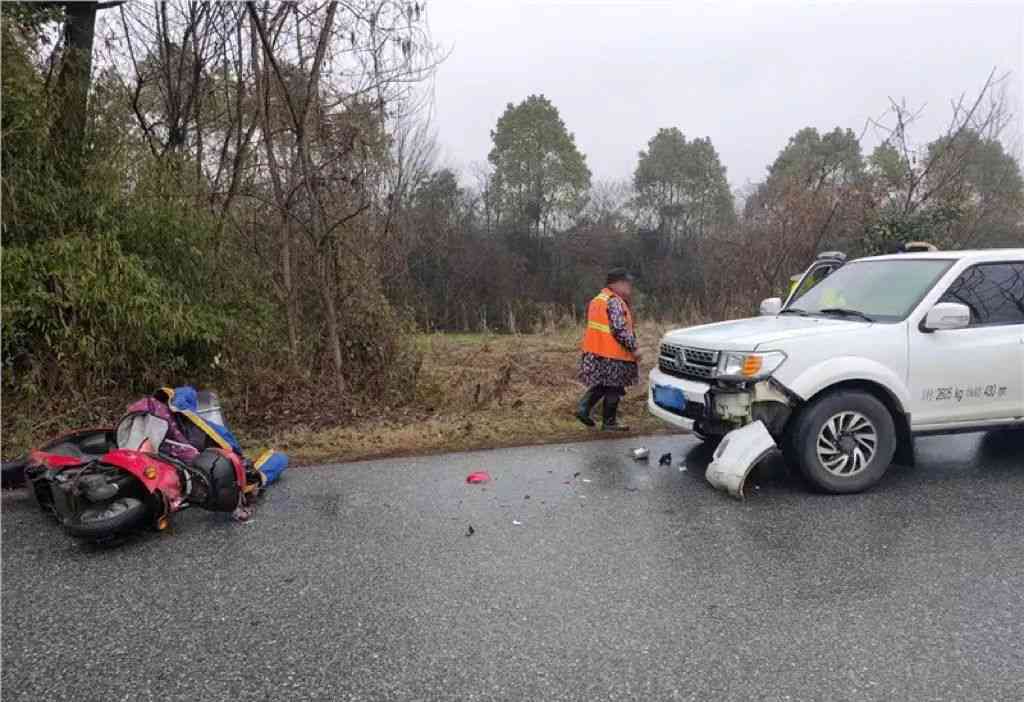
[921,384,1008,402]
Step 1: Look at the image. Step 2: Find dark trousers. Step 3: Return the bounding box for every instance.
[579,385,624,421]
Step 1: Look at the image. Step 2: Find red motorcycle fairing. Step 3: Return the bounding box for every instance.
[29,451,87,469]
[26,427,118,471]
[96,449,186,510]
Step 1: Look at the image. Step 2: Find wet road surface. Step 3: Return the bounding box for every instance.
[2,430,1023,701]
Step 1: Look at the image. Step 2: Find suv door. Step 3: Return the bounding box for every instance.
[783,257,845,308]
[908,261,1024,427]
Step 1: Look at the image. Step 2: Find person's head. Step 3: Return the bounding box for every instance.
[605,268,634,298]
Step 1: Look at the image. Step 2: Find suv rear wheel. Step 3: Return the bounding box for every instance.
[790,390,896,493]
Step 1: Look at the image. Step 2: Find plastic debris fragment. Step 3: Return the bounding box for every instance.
[512,520,522,526]
[465,471,491,484]
[631,448,649,460]
[706,420,777,499]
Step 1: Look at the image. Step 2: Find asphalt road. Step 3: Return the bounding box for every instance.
[3,430,1023,702]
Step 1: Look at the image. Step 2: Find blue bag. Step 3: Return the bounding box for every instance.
[254,450,288,486]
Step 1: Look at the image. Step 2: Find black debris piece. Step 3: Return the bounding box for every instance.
[658,453,672,466]
[466,525,475,537]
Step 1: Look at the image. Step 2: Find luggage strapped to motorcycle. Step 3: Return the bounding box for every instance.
[157,386,286,492]
[177,412,259,495]
[156,387,257,495]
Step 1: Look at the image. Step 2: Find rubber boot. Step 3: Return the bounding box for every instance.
[601,391,629,432]
[575,387,602,427]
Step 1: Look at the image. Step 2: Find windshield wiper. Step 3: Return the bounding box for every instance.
[819,307,875,322]
[780,308,808,316]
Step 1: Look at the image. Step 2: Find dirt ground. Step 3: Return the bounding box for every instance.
[259,322,680,464]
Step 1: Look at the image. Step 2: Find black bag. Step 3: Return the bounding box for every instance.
[189,450,241,512]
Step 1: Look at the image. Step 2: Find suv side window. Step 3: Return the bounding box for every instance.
[938,262,1024,326]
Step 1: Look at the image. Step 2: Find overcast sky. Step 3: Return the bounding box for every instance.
[426,1,1024,190]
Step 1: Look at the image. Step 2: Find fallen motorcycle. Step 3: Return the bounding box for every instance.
[2,387,287,540]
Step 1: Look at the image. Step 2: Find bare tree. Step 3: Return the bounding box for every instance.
[245,0,438,392]
[110,2,258,212]
[879,70,1009,211]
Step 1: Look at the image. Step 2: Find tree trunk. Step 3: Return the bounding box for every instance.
[249,0,343,389]
[52,1,98,165]
[318,245,346,394]
[281,220,300,368]
[253,30,300,370]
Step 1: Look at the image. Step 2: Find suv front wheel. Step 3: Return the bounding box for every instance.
[790,390,897,494]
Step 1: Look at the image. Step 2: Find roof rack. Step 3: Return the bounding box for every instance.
[902,241,938,252]
[816,251,847,261]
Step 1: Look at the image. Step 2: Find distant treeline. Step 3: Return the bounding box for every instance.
[391,89,1022,333]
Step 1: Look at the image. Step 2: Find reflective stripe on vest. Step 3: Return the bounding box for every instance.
[581,288,636,362]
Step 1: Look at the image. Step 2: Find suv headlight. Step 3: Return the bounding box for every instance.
[717,351,787,380]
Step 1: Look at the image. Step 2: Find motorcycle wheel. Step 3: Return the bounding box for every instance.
[64,497,150,539]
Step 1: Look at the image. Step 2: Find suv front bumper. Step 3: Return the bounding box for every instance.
[648,366,796,438]
[647,367,713,430]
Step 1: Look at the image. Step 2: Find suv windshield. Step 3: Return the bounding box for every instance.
[787,259,954,322]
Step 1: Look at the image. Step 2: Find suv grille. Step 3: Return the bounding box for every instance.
[659,343,720,380]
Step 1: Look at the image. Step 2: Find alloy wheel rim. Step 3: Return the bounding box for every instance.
[816,411,878,477]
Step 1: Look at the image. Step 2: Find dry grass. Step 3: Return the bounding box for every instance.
[254,321,684,465]
[3,322,690,465]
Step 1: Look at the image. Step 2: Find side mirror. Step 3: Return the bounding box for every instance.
[922,302,970,332]
[760,297,782,316]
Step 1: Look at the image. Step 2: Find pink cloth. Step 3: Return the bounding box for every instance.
[123,397,199,462]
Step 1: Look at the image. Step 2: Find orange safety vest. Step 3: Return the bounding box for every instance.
[581,288,636,362]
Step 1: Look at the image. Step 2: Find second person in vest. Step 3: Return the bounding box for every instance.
[577,268,642,431]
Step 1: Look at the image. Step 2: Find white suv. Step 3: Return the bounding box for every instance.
[648,249,1024,493]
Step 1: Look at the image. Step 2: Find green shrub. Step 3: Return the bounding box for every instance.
[2,232,225,397]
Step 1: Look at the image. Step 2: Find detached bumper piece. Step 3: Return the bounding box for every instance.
[705,420,777,499]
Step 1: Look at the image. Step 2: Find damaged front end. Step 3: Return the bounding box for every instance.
[702,379,795,498]
[707,377,795,437]
[652,344,802,497]
[706,420,777,498]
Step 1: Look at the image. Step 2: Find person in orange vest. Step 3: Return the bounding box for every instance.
[576,268,641,431]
